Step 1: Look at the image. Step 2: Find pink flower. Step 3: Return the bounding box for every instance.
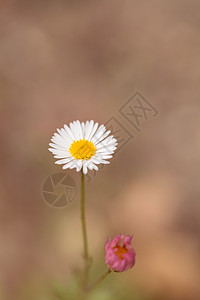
[105,234,135,272]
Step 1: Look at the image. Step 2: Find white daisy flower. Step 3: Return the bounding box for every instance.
[48,120,118,174]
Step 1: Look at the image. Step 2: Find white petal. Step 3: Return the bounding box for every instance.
[49,149,70,158]
[64,124,75,141]
[55,157,74,164]
[49,143,66,151]
[87,122,98,141]
[98,159,110,164]
[57,128,69,140]
[63,160,76,170]
[88,161,98,171]
[95,148,116,155]
[95,154,113,159]
[91,125,106,144]
[76,120,83,139]
[83,166,88,174]
[82,160,90,174]
[84,120,94,140]
[75,160,83,171]
[53,133,68,143]
[54,154,70,159]
[94,130,111,145]
[69,122,79,140]
[73,120,82,140]
[51,137,69,148]
[81,122,86,137]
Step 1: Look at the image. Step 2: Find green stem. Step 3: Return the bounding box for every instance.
[81,169,89,289]
[86,269,112,292]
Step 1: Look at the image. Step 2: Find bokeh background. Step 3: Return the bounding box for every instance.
[1,0,200,299]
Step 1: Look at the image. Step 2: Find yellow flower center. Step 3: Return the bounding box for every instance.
[69,138,96,160]
[114,245,128,260]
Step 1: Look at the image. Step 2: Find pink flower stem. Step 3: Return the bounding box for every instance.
[86,269,112,292]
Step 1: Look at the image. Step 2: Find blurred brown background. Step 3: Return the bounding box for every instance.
[1,0,200,299]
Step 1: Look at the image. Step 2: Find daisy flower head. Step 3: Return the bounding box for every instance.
[105,234,135,272]
[48,120,118,174]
